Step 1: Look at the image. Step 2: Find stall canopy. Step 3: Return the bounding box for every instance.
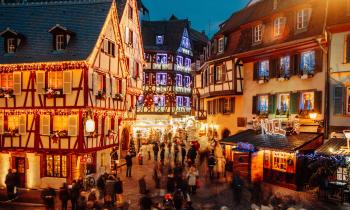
[221,129,322,152]
[316,138,350,156]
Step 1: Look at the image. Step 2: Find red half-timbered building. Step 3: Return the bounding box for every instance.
[0,0,129,189]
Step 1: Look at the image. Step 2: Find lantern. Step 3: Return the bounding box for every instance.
[85,118,95,133]
[309,112,317,120]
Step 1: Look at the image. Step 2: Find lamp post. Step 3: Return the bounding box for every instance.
[343,130,350,151]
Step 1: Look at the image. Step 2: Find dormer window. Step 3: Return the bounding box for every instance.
[253,24,263,43]
[218,37,224,53]
[55,34,65,51]
[297,8,311,30]
[156,35,164,45]
[48,24,74,52]
[7,38,16,53]
[1,28,22,54]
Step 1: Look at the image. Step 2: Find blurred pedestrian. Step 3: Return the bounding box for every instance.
[153,164,161,189]
[41,186,56,210]
[160,148,165,165]
[125,152,133,177]
[167,173,175,193]
[70,180,80,210]
[105,175,116,207]
[59,183,69,210]
[5,169,15,200]
[139,192,153,210]
[173,188,184,210]
[232,171,243,206]
[208,152,216,179]
[77,191,87,210]
[138,151,144,165]
[187,166,199,195]
[181,146,187,165]
[153,142,159,161]
[96,173,107,200]
[115,177,123,205]
[139,175,148,194]
[163,193,175,210]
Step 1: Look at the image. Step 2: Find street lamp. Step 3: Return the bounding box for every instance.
[85,118,95,133]
[343,130,350,151]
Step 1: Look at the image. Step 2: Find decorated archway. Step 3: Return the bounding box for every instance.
[121,128,130,151]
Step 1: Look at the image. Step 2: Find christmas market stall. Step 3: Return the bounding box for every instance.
[221,128,323,190]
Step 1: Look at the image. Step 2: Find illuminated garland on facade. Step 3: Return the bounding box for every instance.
[0,61,87,72]
[0,109,126,117]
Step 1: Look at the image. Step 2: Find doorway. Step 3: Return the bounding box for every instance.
[14,157,26,188]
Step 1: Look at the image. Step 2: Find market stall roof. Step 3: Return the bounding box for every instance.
[221,129,322,152]
[316,138,350,156]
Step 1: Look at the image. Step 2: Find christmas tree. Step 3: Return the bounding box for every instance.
[129,138,137,157]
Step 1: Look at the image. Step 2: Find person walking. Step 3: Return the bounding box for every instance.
[160,148,165,165]
[5,169,15,200]
[115,177,123,205]
[173,188,184,210]
[181,146,187,166]
[187,166,199,195]
[139,192,153,210]
[139,175,148,194]
[232,172,243,206]
[96,173,107,200]
[153,142,159,161]
[41,186,56,210]
[59,183,70,210]
[138,151,144,165]
[125,152,133,177]
[208,152,217,180]
[153,164,161,189]
[105,175,116,207]
[166,173,175,193]
[147,144,152,160]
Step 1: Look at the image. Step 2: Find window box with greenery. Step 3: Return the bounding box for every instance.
[288,91,322,117]
[44,88,64,99]
[0,89,14,98]
[96,90,106,100]
[3,115,26,136]
[113,93,124,101]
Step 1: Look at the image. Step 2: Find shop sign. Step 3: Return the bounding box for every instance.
[236,142,255,152]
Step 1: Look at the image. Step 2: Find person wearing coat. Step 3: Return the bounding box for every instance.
[166,173,175,193]
[160,149,165,165]
[173,188,184,210]
[115,177,123,205]
[181,146,187,165]
[70,180,80,210]
[105,175,116,207]
[153,143,159,161]
[186,166,199,195]
[5,169,15,200]
[41,186,56,210]
[125,152,133,177]
[59,183,70,210]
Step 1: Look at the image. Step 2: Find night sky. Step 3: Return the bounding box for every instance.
[142,0,250,38]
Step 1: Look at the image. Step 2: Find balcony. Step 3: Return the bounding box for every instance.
[136,105,171,114]
[174,86,192,94]
[175,106,191,114]
[153,63,172,70]
[194,110,207,120]
[174,64,191,73]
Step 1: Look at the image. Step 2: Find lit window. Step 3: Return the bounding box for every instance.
[215,65,222,82]
[176,56,183,66]
[337,167,348,182]
[156,73,167,86]
[181,36,190,49]
[184,76,191,88]
[176,96,183,107]
[48,71,63,89]
[156,35,164,45]
[103,39,116,57]
[55,34,65,51]
[258,60,269,79]
[258,95,269,113]
[0,73,13,90]
[53,115,68,132]
[176,74,183,86]
[297,8,311,30]
[46,155,67,178]
[156,53,167,64]
[6,38,16,53]
[272,151,287,172]
[274,17,286,37]
[253,24,263,43]
[300,91,314,111]
[97,74,104,91]
[184,58,191,68]
[279,56,290,77]
[8,115,19,131]
[300,51,315,74]
[218,37,224,53]
[154,95,165,107]
[277,93,290,113]
[184,97,191,107]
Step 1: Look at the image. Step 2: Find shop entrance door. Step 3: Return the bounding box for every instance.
[233,151,251,181]
[14,157,26,188]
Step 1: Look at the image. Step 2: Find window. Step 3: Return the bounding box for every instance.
[258,60,269,79]
[176,74,183,86]
[48,71,63,89]
[96,74,105,91]
[0,73,13,90]
[103,39,116,57]
[300,91,314,111]
[253,24,263,43]
[181,36,190,49]
[128,5,133,20]
[258,95,269,113]
[8,115,19,131]
[156,73,167,86]
[53,115,68,132]
[55,34,65,51]
[156,53,167,64]
[218,37,224,53]
[215,65,222,82]
[184,76,191,88]
[337,167,348,182]
[277,93,290,113]
[272,151,287,172]
[300,51,315,74]
[184,97,191,107]
[279,56,290,77]
[154,95,165,107]
[297,8,311,30]
[184,58,191,68]
[129,29,133,46]
[46,155,67,178]
[156,35,164,45]
[274,17,286,37]
[176,96,183,107]
[176,56,183,66]
[6,38,16,53]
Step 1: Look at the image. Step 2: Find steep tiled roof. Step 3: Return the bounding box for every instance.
[0,0,112,64]
[316,138,350,156]
[141,19,188,52]
[222,129,321,152]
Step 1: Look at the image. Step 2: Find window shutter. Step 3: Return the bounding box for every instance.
[93,72,98,95]
[98,117,103,135]
[104,116,110,135]
[290,92,300,114]
[40,154,45,178]
[268,95,277,114]
[276,58,281,78]
[122,80,126,95]
[289,55,295,77]
[103,39,108,52]
[0,114,4,134]
[105,75,111,98]
[68,115,78,136]
[230,97,235,113]
[63,70,72,94]
[18,114,26,135]
[222,65,227,82]
[252,96,258,114]
[13,72,22,95]
[40,115,50,135]
[314,90,323,114]
[210,66,214,84]
[334,86,344,115]
[314,49,323,73]
[253,62,259,80]
[293,54,301,75]
[269,59,277,78]
[36,71,45,94]
[111,77,117,97]
[125,27,129,44]
[346,34,350,63]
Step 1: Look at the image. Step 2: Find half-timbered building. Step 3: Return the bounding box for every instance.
[0,0,129,189]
